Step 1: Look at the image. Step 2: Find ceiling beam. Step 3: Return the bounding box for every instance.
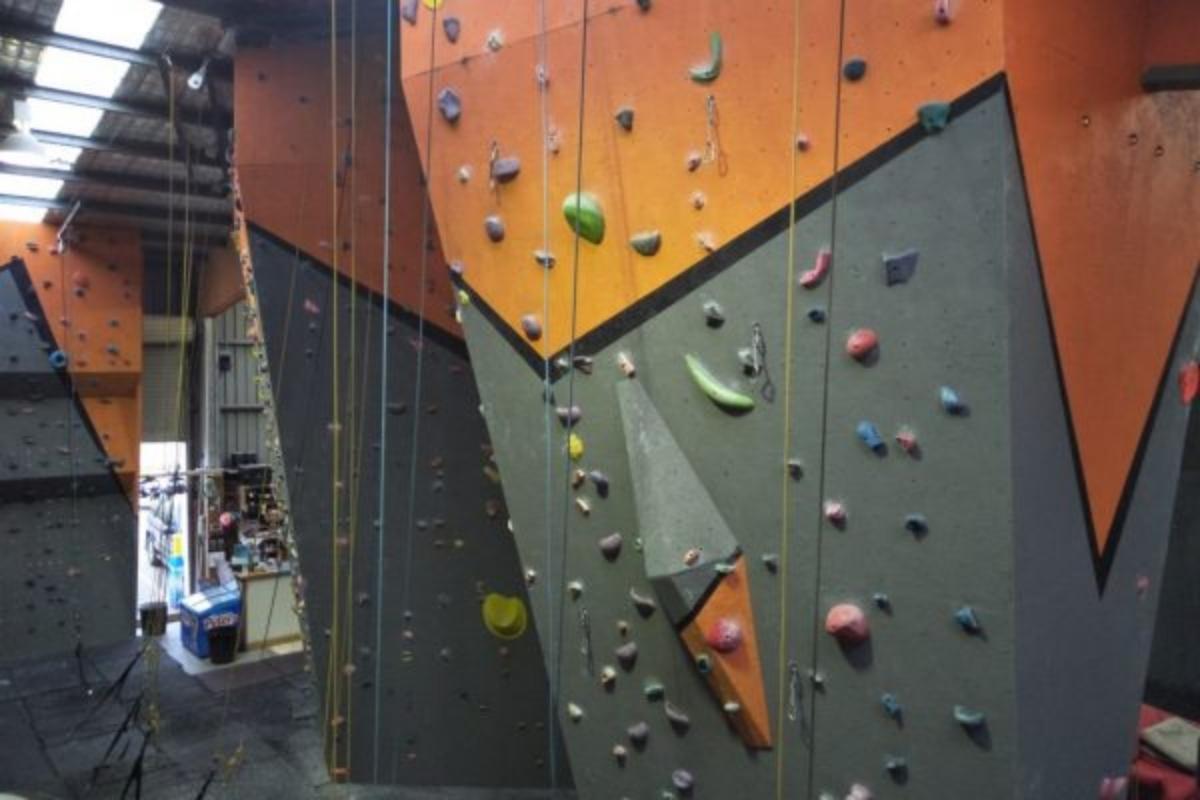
[0,16,231,80]
[31,129,225,171]
[1142,64,1200,92]
[0,162,227,199]
[0,192,231,230]
[0,75,231,132]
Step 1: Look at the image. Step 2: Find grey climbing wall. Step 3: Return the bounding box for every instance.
[457,82,1194,799]
[0,260,136,662]
[247,227,570,788]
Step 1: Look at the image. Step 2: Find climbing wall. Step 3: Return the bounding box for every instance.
[0,258,137,661]
[245,225,570,788]
[402,1,1200,798]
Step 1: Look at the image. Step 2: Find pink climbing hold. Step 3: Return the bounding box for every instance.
[845,328,878,361]
[895,427,919,456]
[705,617,744,654]
[303,299,320,315]
[825,603,869,645]
[1179,360,1199,405]
[934,0,953,25]
[1098,776,1128,800]
[824,499,847,526]
[799,246,832,289]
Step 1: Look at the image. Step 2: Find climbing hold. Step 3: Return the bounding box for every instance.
[575,497,592,516]
[696,231,717,253]
[683,548,702,567]
[689,31,722,83]
[456,165,471,183]
[556,405,582,428]
[953,705,987,729]
[562,192,605,244]
[895,427,920,455]
[437,87,461,123]
[882,249,919,286]
[904,513,928,535]
[954,606,982,634]
[572,469,587,490]
[482,594,528,639]
[617,352,637,378]
[644,679,666,700]
[615,107,635,131]
[800,246,832,288]
[684,354,755,412]
[672,769,695,793]
[631,588,658,618]
[808,307,827,323]
[484,215,506,242]
[1179,360,1199,404]
[846,328,879,361]
[884,756,908,779]
[665,701,691,733]
[934,0,952,24]
[690,190,706,210]
[567,702,585,722]
[787,459,804,480]
[48,350,68,370]
[702,300,726,328]
[628,721,650,748]
[589,470,610,498]
[796,132,811,151]
[705,617,743,653]
[761,553,779,573]
[443,16,460,42]
[873,593,891,610]
[846,785,874,800]
[599,532,624,561]
[612,744,628,765]
[918,102,952,133]
[520,314,543,341]
[601,665,618,688]
[630,230,662,256]
[686,151,703,172]
[856,421,886,455]
[616,641,639,671]
[940,385,968,415]
[1099,776,1129,800]
[491,156,521,184]
[842,58,867,81]
[824,500,847,527]
[533,249,556,269]
[881,693,903,720]
[400,0,417,24]
[637,0,652,9]
[825,603,870,645]
[568,433,585,461]
[483,29,504,51]
[567,580,585,600]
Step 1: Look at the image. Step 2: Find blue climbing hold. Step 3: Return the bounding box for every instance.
[807,307,827,323]
[881,693,903,720]
[883,249,919,286]
[872,592,891,610]
[918,101,952,133]
[48,350,68,369]
[842,58,867,81]
[904,513,928,535]
[940,385,968,415]
[856,421,886,454]
[954,705,987,729]
[954,605,982,634]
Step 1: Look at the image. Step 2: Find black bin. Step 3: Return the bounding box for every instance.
[208,624,239,665]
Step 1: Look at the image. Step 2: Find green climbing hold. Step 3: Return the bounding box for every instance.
[918,101,952,133]
[684,354,755,412]
[562,192,605,244]
[630,230,662,256]
[689,31,722,83]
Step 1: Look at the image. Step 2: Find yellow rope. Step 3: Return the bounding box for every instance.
[342,0,359,774]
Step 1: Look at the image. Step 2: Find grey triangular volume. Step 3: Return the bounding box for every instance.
[616,378,740,625]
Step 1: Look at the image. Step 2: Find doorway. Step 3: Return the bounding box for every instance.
[136,441,189,614]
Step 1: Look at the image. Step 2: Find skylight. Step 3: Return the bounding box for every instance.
[0,204,52,223]
[25,99,103,138]
[0,175,65,199]
[36,48,130,99]
[54,0,163,50]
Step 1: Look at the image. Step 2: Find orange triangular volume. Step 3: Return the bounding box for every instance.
[679,556,772,748]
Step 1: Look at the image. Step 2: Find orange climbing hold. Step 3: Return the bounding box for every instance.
[679,556,772,749]
[1179,360,1199,405]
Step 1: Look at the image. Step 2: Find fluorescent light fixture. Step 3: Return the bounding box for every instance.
[25,98,103,138]
[36,47,129,98]
[54,0,163,49]
[0,203,50,223]
[0,175,65,199]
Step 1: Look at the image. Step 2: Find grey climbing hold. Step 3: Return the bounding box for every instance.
[702,300,725,328]
[628,721,650,748]
[953,705,987,729]
[630,588,657,618]
[885,756,908,779]
[808,307,827,323]
[637,0,651,9]
[567,702,585,722]
[520,314,543,341]
[843,57,867,81]
[665,701,691,733]
[672,769,695,793]
[918,101,952,133]
[613,744,628,765]
[491,156,521,184]
[616,641,639,671]
[882,248,919,286]
[761,553,779,573]
[533,249,556,268]
[599,532,623,561]
[589,470,610,498]
[644,678,666,700]
[443,16,460,43]
[873,593,891,610]
[615,107,635,131]
[601,665,618,688]
[484,215,505,242]
[556,406,582,428]
[787,459,804,480]
[630,230,662,256]
[437,88,461,123]
[856,421,886,454]
[567,580,585,600]
[881,693,903,720]
[940,386,968,415]
[954,606,982,634]
[400,0,417,25]
[904,513,928,535]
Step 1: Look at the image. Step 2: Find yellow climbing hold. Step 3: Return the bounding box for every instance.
[482,593,528,639]
[568,432,585,461]
[422,0,444,8]
[456,289,470,306]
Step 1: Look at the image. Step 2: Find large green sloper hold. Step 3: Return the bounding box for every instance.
[562,192,605,244]
[689,31,723,83]
[684,354,755,411]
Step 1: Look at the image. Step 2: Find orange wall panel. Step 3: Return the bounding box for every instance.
[1007,0,1200,550]
[1143,0,1200,66]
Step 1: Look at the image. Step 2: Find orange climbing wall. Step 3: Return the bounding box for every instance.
[1006,0,1200,555]
[0,222,144,496]
[1143,0,1200,66]
[399,0,1004,356]
[233,32,457,336]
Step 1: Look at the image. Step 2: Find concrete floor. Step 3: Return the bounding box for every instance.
[0,636,572,800]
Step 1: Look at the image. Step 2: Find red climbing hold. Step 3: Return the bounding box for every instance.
[71,271,90,290]
[705,617,744,654]
[934,0,953,24]
[799,246,831,289]
[1179,360,1199,405]
[845,328,878,361]
[825,603,869,645]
